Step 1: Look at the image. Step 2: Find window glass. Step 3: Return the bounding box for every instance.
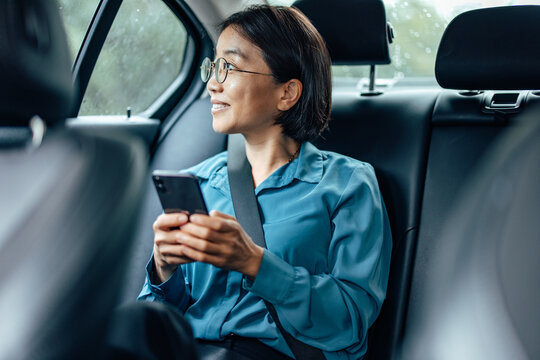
[269,0,540,86]
[80,0,189,115]
[57,0,100,62]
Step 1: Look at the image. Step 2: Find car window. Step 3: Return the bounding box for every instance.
[78,0,189,116]
[270,0,540,88]
[57,0,100,62]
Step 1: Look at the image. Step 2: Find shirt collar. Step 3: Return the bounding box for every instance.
[293,141,323,184]
[252,141,323,194]
[202,141,324,194]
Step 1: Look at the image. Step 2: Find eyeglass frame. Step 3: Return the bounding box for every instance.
[200,57,274,84]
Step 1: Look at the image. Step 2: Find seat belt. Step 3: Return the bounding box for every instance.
[227,134,326,360]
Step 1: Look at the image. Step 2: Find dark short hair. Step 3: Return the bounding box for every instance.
[220,5,332,143]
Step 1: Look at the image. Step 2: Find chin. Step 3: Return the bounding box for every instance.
[212,117,235,135]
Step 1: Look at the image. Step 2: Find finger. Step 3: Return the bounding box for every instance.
[154,246,193,267]
[154,229,185,246]
[161,254,194,266]
[180,222,219,241]
[189,213,235,232]
[179,245,226,268]
[209,210,237,221]
[153,213,189,231]
[158,244,197,264]
[177,233,221,255]
[158,244,186,257]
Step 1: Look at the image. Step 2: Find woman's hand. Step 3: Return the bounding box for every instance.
[177,210,264,279]
[152,213,193,284]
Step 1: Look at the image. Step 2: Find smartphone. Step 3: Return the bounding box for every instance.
[152,170,208,215]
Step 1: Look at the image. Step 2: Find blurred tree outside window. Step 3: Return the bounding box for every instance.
[82,0,188,115]
[57,0,100,63]
[60,0,189,115]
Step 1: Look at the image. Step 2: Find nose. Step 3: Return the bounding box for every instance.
[206,71,222,94]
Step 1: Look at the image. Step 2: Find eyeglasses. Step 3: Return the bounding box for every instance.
[200,57,273,84]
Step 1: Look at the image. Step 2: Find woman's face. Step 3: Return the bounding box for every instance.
[207,26,283,137]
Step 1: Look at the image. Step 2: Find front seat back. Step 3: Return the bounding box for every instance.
[402,6,540,359]
[0,0,147,358]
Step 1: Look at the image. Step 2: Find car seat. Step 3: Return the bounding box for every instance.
[401,6,540,360]
[0,0,147,358]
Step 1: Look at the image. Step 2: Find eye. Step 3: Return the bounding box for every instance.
[226,62,238,71]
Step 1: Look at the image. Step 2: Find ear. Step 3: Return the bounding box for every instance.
[277,79,303,111]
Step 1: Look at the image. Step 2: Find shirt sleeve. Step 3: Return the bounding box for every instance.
[243,164,392,353]
[137,256,192,312]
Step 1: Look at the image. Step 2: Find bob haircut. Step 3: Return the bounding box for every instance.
[219,5,332,143]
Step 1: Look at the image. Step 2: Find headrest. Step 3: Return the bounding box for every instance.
[294,0,392,65]
[0,0,74,126]
[435,6,540,90]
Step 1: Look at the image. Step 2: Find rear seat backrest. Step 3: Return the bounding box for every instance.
[294,1,437,359]
[318,90,437,360]
[402,6,540,359]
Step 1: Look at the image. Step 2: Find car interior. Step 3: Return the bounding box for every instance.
[0,0,538,359]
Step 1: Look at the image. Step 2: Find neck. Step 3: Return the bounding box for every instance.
[243,131,300,188]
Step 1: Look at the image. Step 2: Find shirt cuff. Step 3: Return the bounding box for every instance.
[144,257,187,303]
[242,249,295,304]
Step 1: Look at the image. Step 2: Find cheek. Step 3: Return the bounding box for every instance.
[243,84,281,113]
[222,78,282,123]
[226,81,244,102]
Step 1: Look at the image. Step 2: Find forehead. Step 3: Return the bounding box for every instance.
[215,26,263,62]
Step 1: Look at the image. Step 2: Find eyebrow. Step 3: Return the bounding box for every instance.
[222,48,249,60]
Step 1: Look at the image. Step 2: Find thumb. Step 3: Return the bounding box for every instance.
[209,210,237,221]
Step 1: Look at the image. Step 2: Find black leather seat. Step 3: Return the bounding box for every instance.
[401,6,540,360]
[0,1,147,358]
[295,1,439,359]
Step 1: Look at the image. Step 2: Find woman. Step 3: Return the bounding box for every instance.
[137,5,392,360]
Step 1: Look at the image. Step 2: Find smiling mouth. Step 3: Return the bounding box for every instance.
[211,103,230,113]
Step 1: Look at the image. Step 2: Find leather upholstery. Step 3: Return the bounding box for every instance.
[0,1,148,358]
[436,5,540,90]
[294,0,392,65]
[402,95,540,360]
[315,89,438,359]
[0,0,74,124]
[402,5,540,359]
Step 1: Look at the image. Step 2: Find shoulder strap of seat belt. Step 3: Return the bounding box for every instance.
[227,134,326,360]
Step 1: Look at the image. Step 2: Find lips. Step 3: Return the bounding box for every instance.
[211,99,230,114]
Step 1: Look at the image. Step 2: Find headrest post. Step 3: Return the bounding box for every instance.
[369,65,376,92]
[361,65,383,97]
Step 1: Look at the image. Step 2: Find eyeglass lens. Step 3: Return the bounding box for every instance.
[200,57,211,82]
[200,57,228,84]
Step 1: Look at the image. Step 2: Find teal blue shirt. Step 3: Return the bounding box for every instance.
[139,142,392,359]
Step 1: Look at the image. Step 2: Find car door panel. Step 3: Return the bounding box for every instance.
[66,116,160,148]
